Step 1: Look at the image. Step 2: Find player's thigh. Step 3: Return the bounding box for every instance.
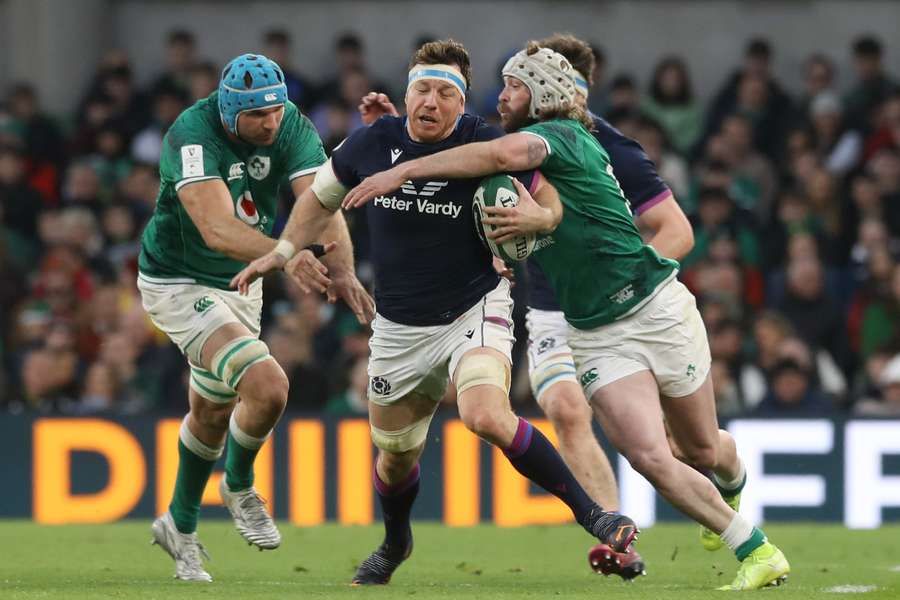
[589,370,669,465]
[660,374,720,459]
[453,346,512,420]
[526,308,579,403]
[538,379,593,429]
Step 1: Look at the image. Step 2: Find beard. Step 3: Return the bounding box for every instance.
[498,105,532,133]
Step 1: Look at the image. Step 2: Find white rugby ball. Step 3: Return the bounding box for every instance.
[472,174,536,262]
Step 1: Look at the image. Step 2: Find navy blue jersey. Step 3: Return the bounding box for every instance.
[332,114,533,326]
[526,114,671,311]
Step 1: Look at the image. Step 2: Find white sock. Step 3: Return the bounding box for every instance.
[180,416,224,461]
[228,411,268,450]
[720,513,754,552]
[714,458,746,492]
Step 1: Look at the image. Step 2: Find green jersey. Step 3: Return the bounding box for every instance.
[524,119,678,329]
[139,92,326,289]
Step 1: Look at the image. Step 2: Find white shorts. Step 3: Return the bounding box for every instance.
[137,273,263,366]
[526,308,578,402]
[569,279,711,400]
[367,278,515,405]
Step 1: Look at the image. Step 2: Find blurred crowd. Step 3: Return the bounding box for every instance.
[1,29,900,419]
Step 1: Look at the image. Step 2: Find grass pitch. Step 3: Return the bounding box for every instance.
[1,521,898,599]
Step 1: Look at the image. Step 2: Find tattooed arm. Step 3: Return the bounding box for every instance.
[342,133,549,208]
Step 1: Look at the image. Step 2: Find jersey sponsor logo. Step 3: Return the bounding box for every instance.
[533,235,555,252]
[609,284,635,305]
[193,296,215,313]
[235,191,261,227]
[247,155,271,180]
[390,148,403,164]
[400,180,448,197]
[228,162,245,181]
[580,368,599,388]
[181,145,204,178]
[370,376,392,396]
[372,194,462,219]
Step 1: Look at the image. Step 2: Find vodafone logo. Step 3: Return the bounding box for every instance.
[236,191,260,226]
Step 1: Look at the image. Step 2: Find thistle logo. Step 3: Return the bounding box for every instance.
[193,296,215,313]
[536,337,557,355]
[580,368,599,388]
[235,191,261,226]
[247,155,270,180]
[370,376,392,396]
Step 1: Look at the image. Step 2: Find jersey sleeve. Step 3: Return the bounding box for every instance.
[521,121,581,178]
[329,126,372,188]
[605,136,671,215]
[281,108,327,181]
[160,120,225,191]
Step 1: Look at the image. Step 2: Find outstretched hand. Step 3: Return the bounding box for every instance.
[325,273,376,325]
[230,252,287,295]
[342,167,407,209]
[482,178,554,243]
[283,241,338,294]
[358,92,399,126]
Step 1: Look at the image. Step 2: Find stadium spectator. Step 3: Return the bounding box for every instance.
[325,356,368,415]
[854,353,900,416]
[0,144,43,243]
[262,29,316,112]
[5,84,65,201]
[187,61,219,104]
[131,88,187,164]
[799,53,837,116]
[148,29,198,99]
[844,35,900,133]
[807,92,862,176]
[641,56,703,155]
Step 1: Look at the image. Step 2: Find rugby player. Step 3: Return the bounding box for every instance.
[341,43,791,591]
[138,53,369,581]
[232,40,641,585]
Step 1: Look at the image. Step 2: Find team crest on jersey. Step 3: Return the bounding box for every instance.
[247,155,270,180]
[370,376,392,396]
[236,191,261,226]
[537,337,557,355]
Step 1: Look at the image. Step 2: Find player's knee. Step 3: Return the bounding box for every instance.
[455,352,510,397]
[625,446,672,482]
[193,402,232,432]
[460,404,509,443]
[239,362,289,421]
[377,448,421,482]
[542,389,591,434]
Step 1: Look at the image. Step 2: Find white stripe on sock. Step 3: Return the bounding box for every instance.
[720,513,754,552]
[229,412,269,450]
[180,416,224,461]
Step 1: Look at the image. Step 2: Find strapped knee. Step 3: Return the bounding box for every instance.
[530,357,577,402]
[456,353,510,396]
[210,336,272,391]
[370,414,434,453]
[190,365,239,403]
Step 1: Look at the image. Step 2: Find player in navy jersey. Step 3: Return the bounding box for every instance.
[232,40,641,585]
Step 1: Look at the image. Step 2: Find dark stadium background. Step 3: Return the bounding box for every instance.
[1,0,899,527]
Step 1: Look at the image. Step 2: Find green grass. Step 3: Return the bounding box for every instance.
[0,522,898,599]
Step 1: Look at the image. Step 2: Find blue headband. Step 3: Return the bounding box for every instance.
[574,75,590,98]
[407,64,467,97]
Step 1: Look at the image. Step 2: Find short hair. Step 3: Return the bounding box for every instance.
[745,37,771,60]
[336,32,363,53]
[167,29,195,47]
[409,39,472,92]
[535,33,596,85]
[264,29,290,46]
[853,35,883,58]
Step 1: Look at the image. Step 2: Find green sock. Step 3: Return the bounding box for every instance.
[735,527,767,561]
[169,439,219,534]
[224,415,267,492]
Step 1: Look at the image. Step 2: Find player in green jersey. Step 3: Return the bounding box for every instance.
[342,43,790,591]
[139,53,372,582]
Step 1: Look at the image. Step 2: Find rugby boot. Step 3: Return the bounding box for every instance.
[219,478,281,550]
[717,542,790,591]
[150,512,212,582]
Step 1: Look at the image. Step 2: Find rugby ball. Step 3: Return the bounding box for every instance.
[473,174,536,262]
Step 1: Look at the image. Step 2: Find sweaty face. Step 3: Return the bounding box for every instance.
[404,76,464,143]
[236,105,285,146]
[497,76,531,133]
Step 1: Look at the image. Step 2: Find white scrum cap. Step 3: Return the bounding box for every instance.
[502,47,577,119]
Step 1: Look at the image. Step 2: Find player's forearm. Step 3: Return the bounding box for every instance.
[280,189,338,250]
[205,218,277,262]
[318,210,356,277]
[399,141,502,180]
[648,225,694,260]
